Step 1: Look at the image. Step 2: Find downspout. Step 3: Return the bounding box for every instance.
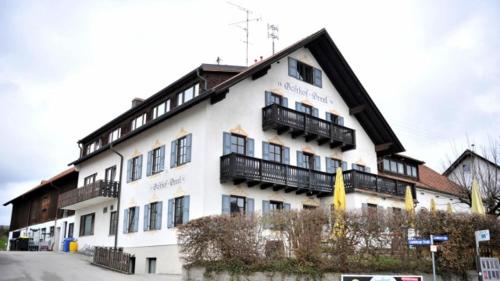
[109,143,123,250]
[196,68,208,92]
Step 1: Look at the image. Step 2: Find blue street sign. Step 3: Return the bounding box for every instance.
[433,235,449,241]
[408,239,432,246]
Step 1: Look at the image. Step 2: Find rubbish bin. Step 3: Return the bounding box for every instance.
[63,238,73,252]
[69,241,78,252]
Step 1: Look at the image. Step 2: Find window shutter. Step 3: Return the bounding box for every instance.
[167,199,174,228]
[297,151,304,168]
[223,132,231,155]
[337,116,344,126]
[246,138,254,157]
[159,145,165,172]
[182,196,190,224]
[156,201,162,230]
[283,147,290,164]
[314,156,321,171]
[186,134,192,163]
[313,68,322,88]
[265,91,273,106]
[325,112,332,122]
[222,195,231,214]
[146,151,153,176]
[312,107,319,117]
[284,203,291,211]
[133,206,139,232]
[262,200,270,214]
[288,57,298,78]
[282,97,288,107]
[126,159,133,183]
[262,142,270,160]
[123,209,129,234]
[326,158,334,173]
[246,198,254,215]
[143,204,150,231]
[342,161,348,171]
[136,155,143,180]
[170,140,177,168]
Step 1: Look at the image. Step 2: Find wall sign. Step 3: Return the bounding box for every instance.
[277,81,333,105]
[151,176,185,191]
[342,275,423,281]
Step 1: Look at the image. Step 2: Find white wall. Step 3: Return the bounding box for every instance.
[75,200,117,250]
[416,188,470,213]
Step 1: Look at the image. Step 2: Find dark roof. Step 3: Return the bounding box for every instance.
[443,149,500,176]
[3,167,78,206]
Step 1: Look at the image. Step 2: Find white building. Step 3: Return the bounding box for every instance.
[60,29,452,274]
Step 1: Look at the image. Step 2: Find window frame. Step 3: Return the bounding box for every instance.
[109,128,121,143]
[109,211,117,236]
[79,213,95,236]
[131,113,147,131]
[152,99,170,119]
[151,147,162,174]
[269,200,284,212]
[176,84,199,106]
[131,156,141,181]
[176,136,189,166]
[230,133,246,155]
[268,143,282,163]
[149,202,160,229]
[174,197,184,227]
[288,57,322,87]
[84,174,97,186]
[127,207,137,233]
[105,166,116,182]
[229,196,246,215]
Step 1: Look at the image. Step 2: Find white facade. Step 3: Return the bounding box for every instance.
[415,188,469,213]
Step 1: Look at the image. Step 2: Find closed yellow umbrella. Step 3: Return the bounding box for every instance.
[447,202,453,214]
[471,179,486,215]
[404,186,414,215]
[430,198,437,214]
[333,167,346,211]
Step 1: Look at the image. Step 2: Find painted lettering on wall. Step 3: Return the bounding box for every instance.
[278,81,333,105]
[151,176,185,191]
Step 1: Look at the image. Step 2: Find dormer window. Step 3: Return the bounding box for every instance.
[177,84,199,106]
[86,139,101,154]
[288,57,322,88]
[382,158,418,178]
[109,128,121,143]
[153,99,170,120]
[131,113,147,131]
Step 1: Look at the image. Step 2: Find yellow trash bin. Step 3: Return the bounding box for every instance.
[69,241,78,252]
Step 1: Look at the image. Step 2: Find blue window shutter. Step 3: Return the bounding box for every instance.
[337,116,344,126]
[312,107,319,117]
[246,138,254,157]
[314,156,321,171]
[265,91,273,106]
[186,134,192,163]
[288,57,298,78]
[143,204,150,231]
[159,145,165,172]
[146,151,153,176]
[262,200,270,214]
[133,206,139,232]
[222,195,230,214]
[136,155,143,180]
[156,201,162,230]
[325,112,332,122]
[284,203,291,211]
[313,68,322,88]
[182,196,190,224]
[282,97,288,107]
[170,140,177,168]
[297,151,304,168]
[123,209,129,234]
[126,159,133,183]
[246,198,254,215]
[262,142,270,160]
[342,161,348,171]
[223,132,231,155]
[283,147,290,164]
[167,199,174,228]
[326,158,334,173]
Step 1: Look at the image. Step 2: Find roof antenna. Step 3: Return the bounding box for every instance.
[267,24,279,55]
[216,57,222,65]
[227,1,261,66]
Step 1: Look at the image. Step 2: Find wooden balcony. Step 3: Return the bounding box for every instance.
[58,180,119,210]
[262,104,355,151]
[220,153,415,199]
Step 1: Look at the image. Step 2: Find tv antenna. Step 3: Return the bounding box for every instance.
[227,1,261,66]
[267,24,279,54]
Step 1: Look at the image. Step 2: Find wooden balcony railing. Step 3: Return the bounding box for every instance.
[262,104,356,151]
[58,180,119,209]
[220,153,415,198]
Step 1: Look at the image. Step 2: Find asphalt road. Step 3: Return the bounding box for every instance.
[0,251,182,281]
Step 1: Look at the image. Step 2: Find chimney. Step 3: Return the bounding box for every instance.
[131,98,144,108]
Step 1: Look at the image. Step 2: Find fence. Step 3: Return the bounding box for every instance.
[92,247,135,274]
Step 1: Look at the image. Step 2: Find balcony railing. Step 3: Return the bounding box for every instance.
[220,153,415,198]
[262,104,355,151]
[58,180,119,209]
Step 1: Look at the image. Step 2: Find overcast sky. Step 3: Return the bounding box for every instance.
[1,0,499,225]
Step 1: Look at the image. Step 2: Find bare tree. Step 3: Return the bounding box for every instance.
[444,137,500,217]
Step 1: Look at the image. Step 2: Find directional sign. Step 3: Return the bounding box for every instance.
[475,230,490,242]
[433,235,449,242]
[408,239,431,246]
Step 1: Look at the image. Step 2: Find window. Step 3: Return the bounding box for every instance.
[68,223,74,238]
[326,112,344,126]
[174,197,184,227]
[50,226,54,237]
[147,258,157,274]
[131,113,147,131]
[153,99,170,119]
[269,201,284,211]
[79,213,95,236]
[326,158,343,173]
[298,152,317,170]
[303,205,317,210]
[397,163,404,174]
[177,84,199,106]
[463,164,470,173]
[109,128,121,143]
[382,158,418,178]
[41,228,46,241]
[84,174,97,186]
[171,134,192,167]
[268,143,282,163]
[265,91,287,106]
[149,146,165,175]
[177,137,189,165]
[126,207,138,233]
[105,166,116,182]
[383,159,390,171]
[367,203,378,217]
[390,161,397,173]
[144,202,162,231]
[230,134,246,155]
[411,166,418,177]
[288,57,322,87]
[109,211,117,236]
[230,196,246,214]
[128,155,143,182]
[86,139,101,154]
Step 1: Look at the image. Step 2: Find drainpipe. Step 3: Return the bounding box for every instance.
[196,68,208,92]
[109,143,123,250]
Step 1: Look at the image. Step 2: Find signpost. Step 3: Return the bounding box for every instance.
[475,229,491,281]
[407,234,449,281]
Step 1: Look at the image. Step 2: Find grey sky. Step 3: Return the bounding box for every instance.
[1,0,499,225]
